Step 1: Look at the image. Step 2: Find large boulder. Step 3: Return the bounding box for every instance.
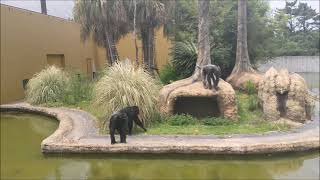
[159,78,238,120]
[227,72,262,91]
[258,67,314,122]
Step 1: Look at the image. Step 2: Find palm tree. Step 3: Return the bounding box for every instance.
[227,0,256,84]
[74,0,131,65]
[192,0,210,81]
[135,0,166,75]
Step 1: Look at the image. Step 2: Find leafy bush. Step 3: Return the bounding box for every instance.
[159,63,179,84]
[248,95,259,111]
[202,117,232,126]
[171,40,235,80]
[93,61,161,126]
[166,114,196,126]
[245,80,256,94]
[171,40,198,79]
[63,73,93,105]
[26,66,70,105]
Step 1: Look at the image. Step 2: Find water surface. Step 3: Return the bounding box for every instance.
[1,112,319,180]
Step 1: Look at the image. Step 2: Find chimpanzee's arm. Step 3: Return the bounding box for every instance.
[128,118,133,135]
[202,68,208,88]
[109,117,117,144]
[134,116,147,131]
[213,65,221,90]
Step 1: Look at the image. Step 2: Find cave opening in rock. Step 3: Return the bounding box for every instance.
[173,96,220,118]
[276,91,289,117]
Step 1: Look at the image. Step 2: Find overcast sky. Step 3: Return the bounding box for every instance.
[1,0,319,20]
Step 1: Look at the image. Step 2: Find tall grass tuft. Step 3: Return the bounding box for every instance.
[26,66,70,105]
[93,61,161,127]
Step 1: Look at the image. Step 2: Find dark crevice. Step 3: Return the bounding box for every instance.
[173,96,220,118]
[276,92,288,117]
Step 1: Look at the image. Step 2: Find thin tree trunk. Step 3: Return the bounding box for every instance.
[133,0,139,66]
[229,0,254,78]
[141,25,156,76]
[192,0,210,81]
[148,27,155,76]
[142,29,149,69]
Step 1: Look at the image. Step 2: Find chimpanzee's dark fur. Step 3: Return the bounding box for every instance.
[109,112,128,144]
[201,64,221,90]
[108,106,147,144]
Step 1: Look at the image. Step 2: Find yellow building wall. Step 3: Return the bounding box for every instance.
[117,27,171,70]
[0,5,171,104]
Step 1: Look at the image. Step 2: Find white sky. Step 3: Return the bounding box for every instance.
[1,0,319,20]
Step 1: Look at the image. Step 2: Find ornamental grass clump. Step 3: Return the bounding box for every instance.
[94,61,161,127]
[26,66,69,105]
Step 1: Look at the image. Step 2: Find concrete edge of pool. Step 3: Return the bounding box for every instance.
[1,103,319,155]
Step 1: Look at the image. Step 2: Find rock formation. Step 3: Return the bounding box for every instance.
[159,78,238,121]
[258,67,314,122]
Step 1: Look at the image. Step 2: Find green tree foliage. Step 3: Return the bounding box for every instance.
[159,63,179,85]
[165,0,319,79]
[272,1,320,56]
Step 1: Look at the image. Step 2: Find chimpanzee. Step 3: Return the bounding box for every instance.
[108,106,147,144]
[201,64,221,90]
[109,112,128,144]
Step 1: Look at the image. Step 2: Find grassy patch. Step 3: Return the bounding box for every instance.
[38,86,289,135]
[146,92,290,135]
[147,122,286,135]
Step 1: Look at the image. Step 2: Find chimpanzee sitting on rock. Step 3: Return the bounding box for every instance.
[201,64,221,90]
[108,106,147,144]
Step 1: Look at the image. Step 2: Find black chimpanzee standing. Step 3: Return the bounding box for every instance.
[108,106,147,144]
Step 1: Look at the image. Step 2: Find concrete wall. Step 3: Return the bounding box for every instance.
[0,5,171,104]
[258,56,320,73]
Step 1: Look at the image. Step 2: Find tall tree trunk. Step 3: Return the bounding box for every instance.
[192,0,210,81]
[40,0,47,15]
[141,27,155,76]
[142,29,149,69]
[148,27,155,76]
[133,0,139,66]
[228,0,254,79]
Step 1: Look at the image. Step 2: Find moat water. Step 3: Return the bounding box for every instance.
[1,113,319,180]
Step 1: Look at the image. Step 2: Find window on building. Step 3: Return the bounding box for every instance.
[47,54,65,68]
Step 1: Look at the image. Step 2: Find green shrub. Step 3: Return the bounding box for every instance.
[159,63,179,84]
[202,117,232,126]
[63,73,93,105]
[26,66,70,105]
[245,80,256,94]
[166,114,196,126]
[93,61,161,127]
[171,40,198,79]
[248,95,258,111]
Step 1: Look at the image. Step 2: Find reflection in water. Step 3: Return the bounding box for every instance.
[1,112,319,180]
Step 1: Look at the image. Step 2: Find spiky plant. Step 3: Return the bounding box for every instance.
[26,66,69,105]
[171,40,198,78]
[93,60,161,127]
